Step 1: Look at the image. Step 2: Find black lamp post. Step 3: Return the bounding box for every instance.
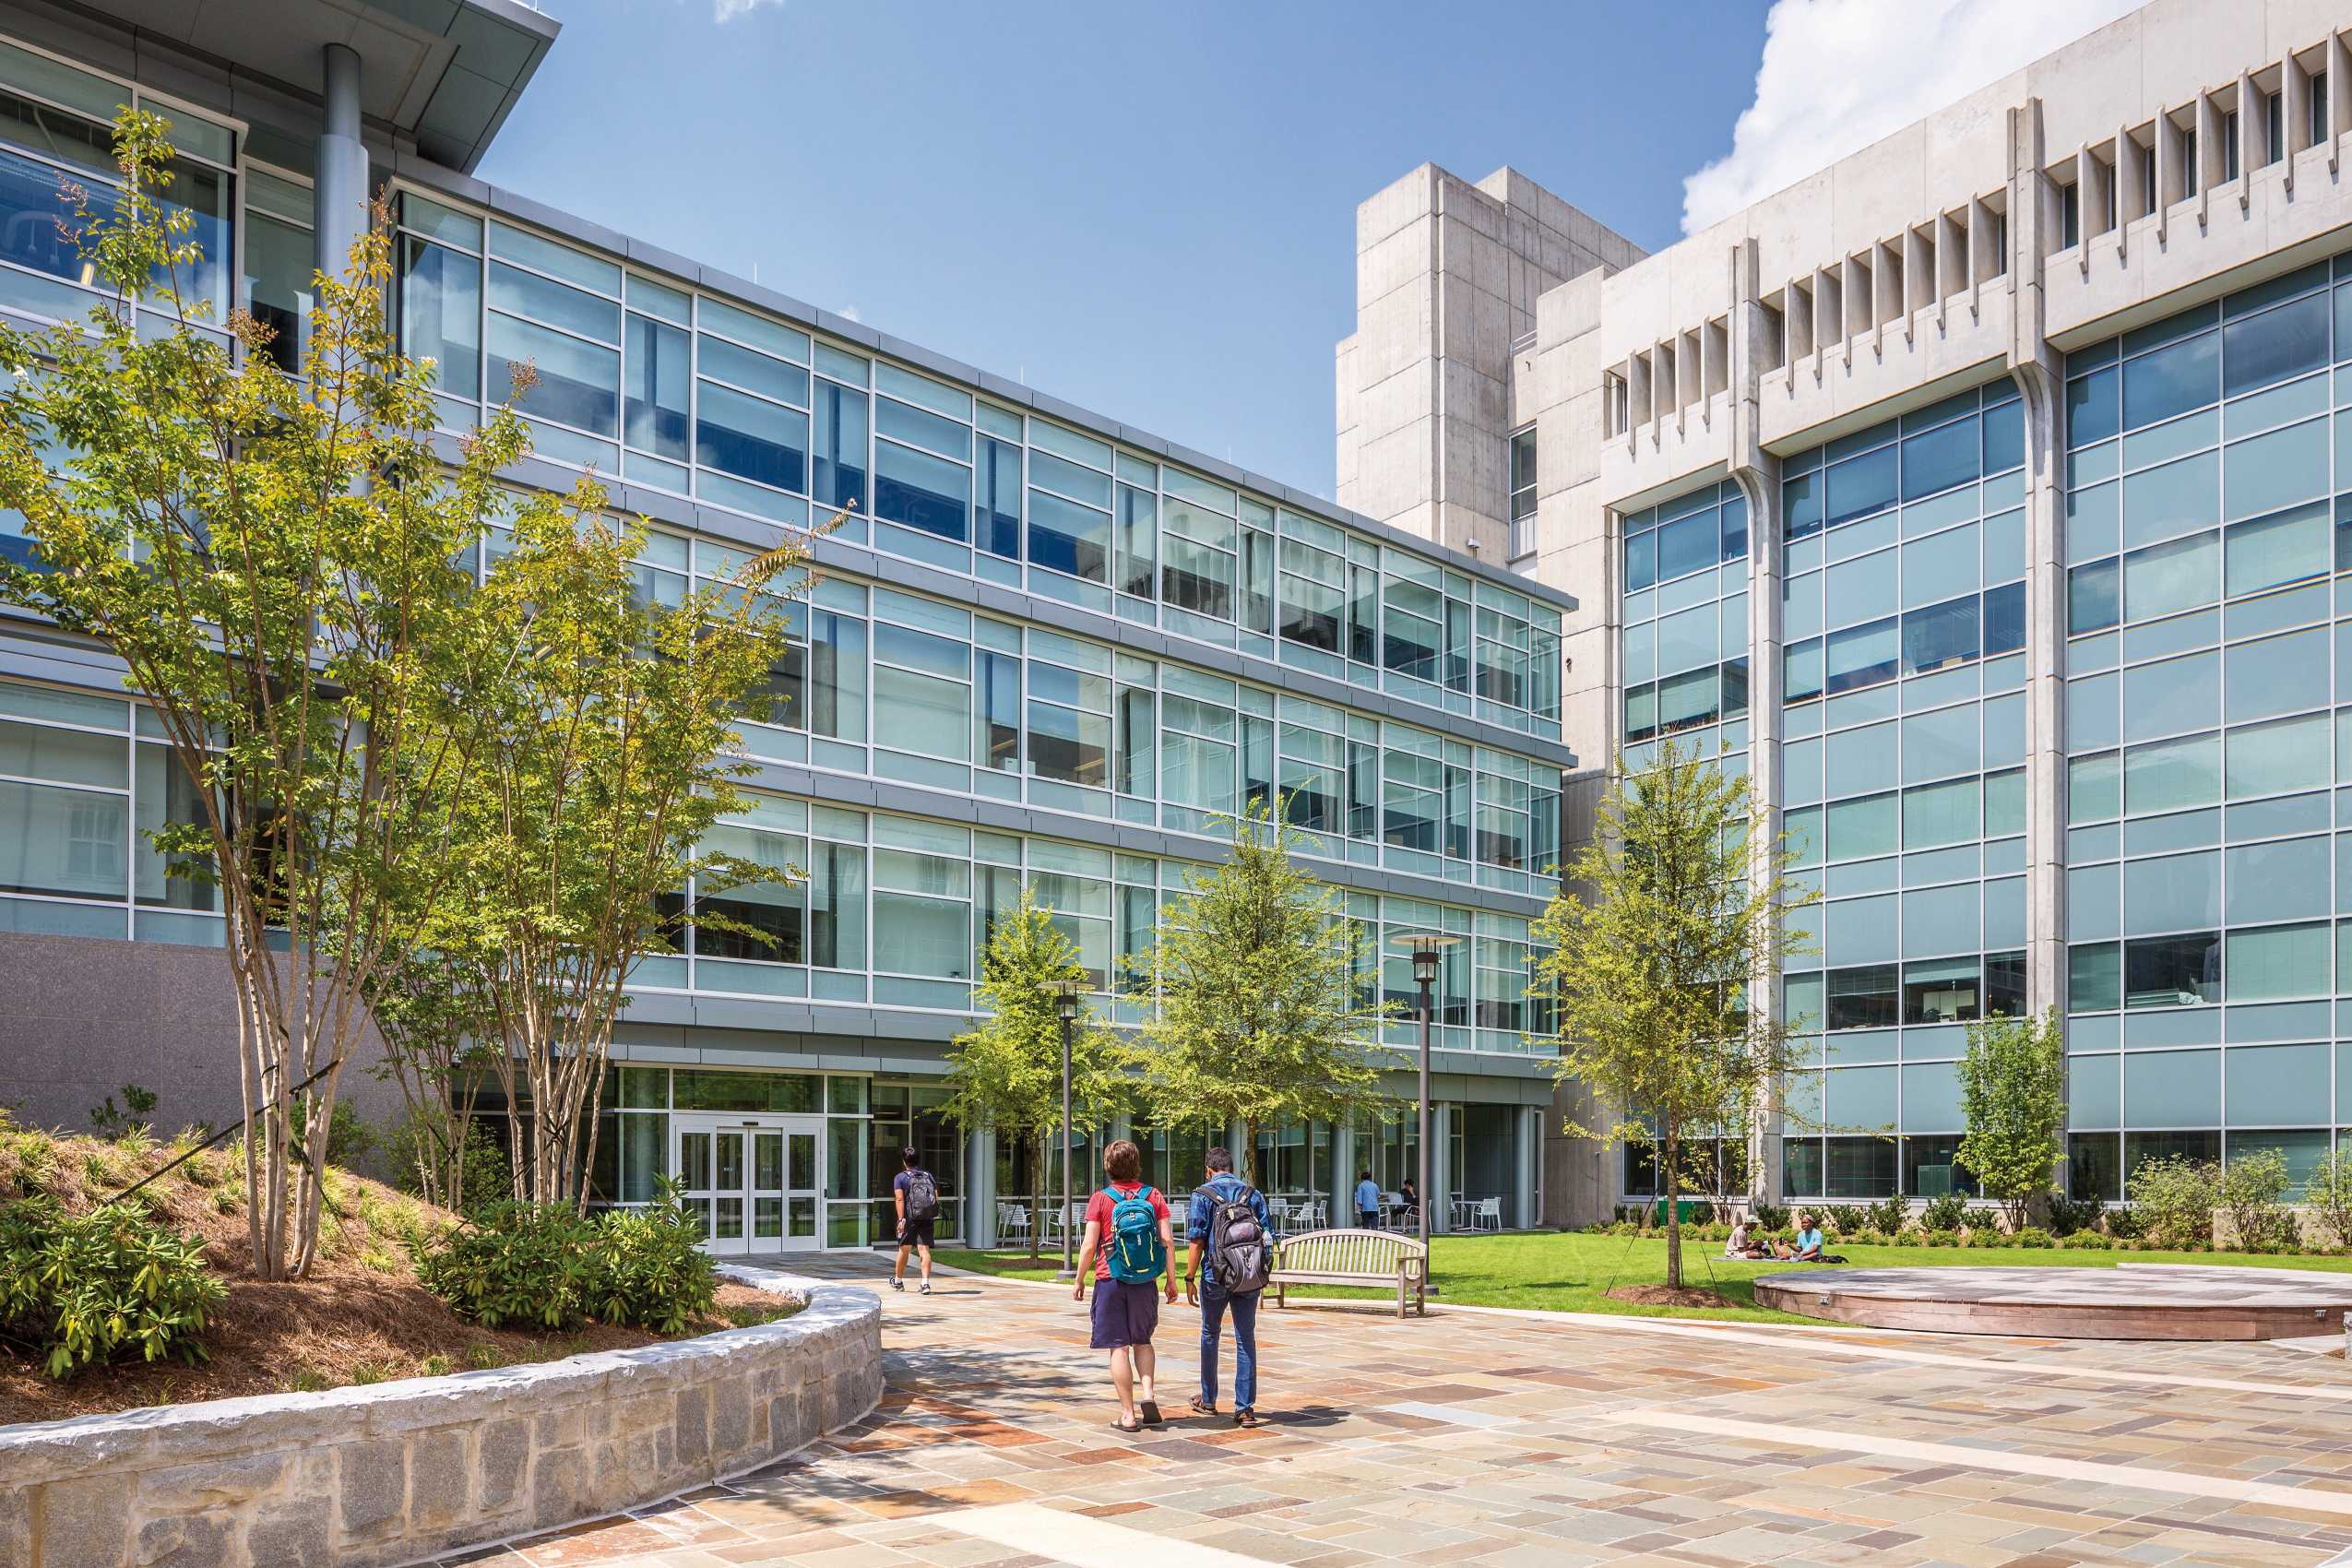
[1390,931,1459,1290]
[1048,977,1083,1282]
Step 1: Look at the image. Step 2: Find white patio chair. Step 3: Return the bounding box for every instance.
[996,1201,1031,1245]
[1379,1192,1405,1230]
[1470,1195,1503,1233]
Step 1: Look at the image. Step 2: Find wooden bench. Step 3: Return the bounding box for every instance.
[1268,1228,1428,1318]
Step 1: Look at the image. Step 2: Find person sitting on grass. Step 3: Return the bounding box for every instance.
[1791,1214,1825,1262]
[1724,1217,1768,1260]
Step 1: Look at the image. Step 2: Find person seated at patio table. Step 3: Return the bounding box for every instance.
[1790,1214,1825,1262]
[1396,1179,1420,1228]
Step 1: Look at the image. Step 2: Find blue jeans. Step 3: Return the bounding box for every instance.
[1199,1285,1258,1411]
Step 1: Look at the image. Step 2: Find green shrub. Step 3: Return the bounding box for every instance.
[2103,1203,2143,1240]
[2307,1150,2352,1253]
[1750,1201,1789,1231]
[2044,1194,2102,1238]
[591,1180,718,1333]
[415,1201,603,1331]
[0,1196,225,1378]
[2217,1147,2297,1252]
[2128,1154,2218,1251]
[1923,1231,1956,1247]
[1865,1195,1909,1235]
[2009,1226,2052,1248]
[1918,1190,1968,1232]
[2059,1230,2112,1250]
[419,1181,718,1336]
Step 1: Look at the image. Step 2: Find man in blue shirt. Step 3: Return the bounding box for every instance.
[1185,1146,1272,1426]
[1792,1214,1825,1262]
[1353,1169,1381,1229]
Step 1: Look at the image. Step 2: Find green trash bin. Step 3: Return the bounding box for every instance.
[1653,1198,1706,1225]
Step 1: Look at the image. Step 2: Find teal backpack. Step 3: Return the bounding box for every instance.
[1104,1186,1165,1283]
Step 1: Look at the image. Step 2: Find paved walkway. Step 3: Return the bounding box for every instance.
[447,1253,2352,1567]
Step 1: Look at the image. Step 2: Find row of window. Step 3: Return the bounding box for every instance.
[385,193,1565,734]
[0,674,1561,1054]
[1779,384,2025,542]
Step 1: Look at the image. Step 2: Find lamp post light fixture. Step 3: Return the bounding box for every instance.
[1047,977,1085,1282]
[1389,931,1460,1294]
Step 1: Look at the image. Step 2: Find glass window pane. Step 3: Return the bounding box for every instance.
[2122,851,2220,935]
[2225,627,2328,723]
[2069,559,2119,633]
[1901,596,1978,675]
[2125,731,2218,814]
[2222,291,2328,398]
[2226,713,2327,799]
[2121,530,2216,622]
[1825,446,1897,529]
[1901,416,1978,501]
[400,237,481,401]
[2225,923,2329,1002]
[2225,498,2330,597]
[873,439,968,540]
[2121,651,2218,742]
[0,778,125,898]
[2123,932,2220,1006]
[1823,617,1898,694]
[624,314,690,461]
[1826,792,1897,861]
[490,313,618,434]
[2122,331,2217,432]
[2069,941,2120,1010]
[1903,777,1978,849]
[1030,490,1111,583]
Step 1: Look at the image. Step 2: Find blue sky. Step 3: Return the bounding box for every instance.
[477,1,2131,501]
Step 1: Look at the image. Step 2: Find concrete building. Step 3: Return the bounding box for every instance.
[0,0,1572,1250]
[1344,0,2352,1217]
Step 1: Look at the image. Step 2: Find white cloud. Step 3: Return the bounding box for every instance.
[1681,0,2146,235]
[712,0,781,20]
[837,304,861,324]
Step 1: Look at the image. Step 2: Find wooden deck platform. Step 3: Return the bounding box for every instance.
[1752,1263,2352,1340]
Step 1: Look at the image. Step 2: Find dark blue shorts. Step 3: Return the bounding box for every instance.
[1088,1278,1160,1348]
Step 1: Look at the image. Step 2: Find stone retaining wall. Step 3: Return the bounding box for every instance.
[0,1279,883,1568]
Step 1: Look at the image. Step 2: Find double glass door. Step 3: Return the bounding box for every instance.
[674,1114,822,1254]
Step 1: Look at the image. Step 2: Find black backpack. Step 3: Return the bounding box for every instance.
[1202,1182,1271,1294]
[903,1170,939,1224]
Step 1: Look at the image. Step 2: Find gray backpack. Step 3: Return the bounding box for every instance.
[1203,1183,1271,1294]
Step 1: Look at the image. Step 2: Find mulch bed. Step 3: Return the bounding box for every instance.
[0,1134,798,1428]
[1604,1284,1740,1310]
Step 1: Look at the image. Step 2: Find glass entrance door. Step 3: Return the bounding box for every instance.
[676,1115,824,1254]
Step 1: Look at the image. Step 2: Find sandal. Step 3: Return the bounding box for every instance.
[1234,1409,1261,1429]
[1111,1416,1142,1434]
[1189,1396,1218,1417]
[1139,1400,1163,1427]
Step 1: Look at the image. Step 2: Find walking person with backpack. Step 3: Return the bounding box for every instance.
[1071,1138,1177,1434]
[892,1146,939,1295]
[1185,1146,1271,1427]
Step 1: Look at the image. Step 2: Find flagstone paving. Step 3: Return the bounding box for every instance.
[444,1253,2352,1567]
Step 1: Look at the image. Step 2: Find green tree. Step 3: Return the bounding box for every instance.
[0,112,515,1278]
[944,886,1129,1257]
[1954,1009,2067,1230]
[395,500,805,1206]
[1133,798,1398,1187]
[1532,742,1813,1289]
[2303,1148,2352,1253]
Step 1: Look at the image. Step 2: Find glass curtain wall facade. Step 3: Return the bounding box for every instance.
[0,33,1570,1246]
[2061,255,2352,1201]
[1610,264,2352,1206]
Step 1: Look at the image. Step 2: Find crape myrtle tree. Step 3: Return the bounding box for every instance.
[393,493,811,1208]
[0,111,522,1279]
[1954,1008,2066,1231]
[1532,742,1815,1290]
[1133,797,1399,1187]
[944,885,1131,1258]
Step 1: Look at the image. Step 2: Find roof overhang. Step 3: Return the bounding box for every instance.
[57,0,557,172]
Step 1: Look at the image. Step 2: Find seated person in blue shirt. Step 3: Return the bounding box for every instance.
[1791,1214,1825,1262]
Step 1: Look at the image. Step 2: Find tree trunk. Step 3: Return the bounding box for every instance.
[1663,1117,1682,1290]
[1028,1131,1043,1262]
[1241,1122,1257,1189]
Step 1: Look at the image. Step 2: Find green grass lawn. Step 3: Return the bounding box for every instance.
[932,1232,2352,1324]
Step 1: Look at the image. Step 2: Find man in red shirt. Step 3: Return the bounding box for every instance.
[1071,1138,1178,1433]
